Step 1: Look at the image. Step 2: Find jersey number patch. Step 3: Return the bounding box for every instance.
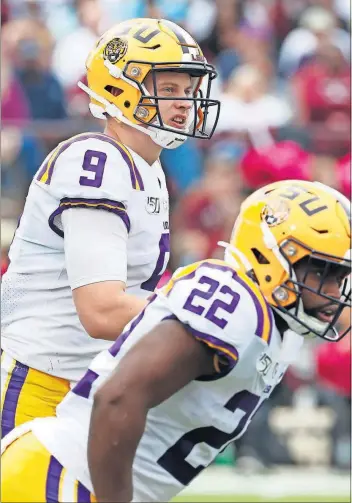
[183,275,240,329]
[79,150,107,188]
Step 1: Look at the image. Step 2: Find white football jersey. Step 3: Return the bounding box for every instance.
[1,132,170,382]
[29,259,299,502]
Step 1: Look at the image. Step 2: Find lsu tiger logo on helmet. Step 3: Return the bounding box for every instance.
[225,180,351,342]
[78,18,220,150]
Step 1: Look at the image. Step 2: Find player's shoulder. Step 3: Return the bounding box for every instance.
[163,258,273,344]
[36,132,144,191]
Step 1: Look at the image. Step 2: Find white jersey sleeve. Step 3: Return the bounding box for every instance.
[158,259,273,369]
[35,133,140,236]
[62,208,128,288]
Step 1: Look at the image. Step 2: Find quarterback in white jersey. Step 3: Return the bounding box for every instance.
[2,181,351,503]
[0,18,220,437]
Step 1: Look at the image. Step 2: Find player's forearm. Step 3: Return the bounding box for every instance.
[75,287,148,340]
[91,293,148,340]
[88,392,147,502]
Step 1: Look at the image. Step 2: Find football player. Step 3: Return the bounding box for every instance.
[2,180,350,502]
[0,18,220,437]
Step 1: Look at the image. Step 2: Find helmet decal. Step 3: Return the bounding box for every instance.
[261,198,291,227]
[103,38,128,64]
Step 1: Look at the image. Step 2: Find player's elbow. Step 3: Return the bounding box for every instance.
[80,312,114,340]
[73,281,127,340]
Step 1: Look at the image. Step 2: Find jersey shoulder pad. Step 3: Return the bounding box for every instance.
[159,259,274,366]
[35,133,145,203]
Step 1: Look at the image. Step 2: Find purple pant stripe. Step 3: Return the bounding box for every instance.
[1,360,29,438]
[77,481,92,502]
[45,456,63,502]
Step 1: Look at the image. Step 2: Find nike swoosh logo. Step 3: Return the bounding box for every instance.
[139,44,161,50]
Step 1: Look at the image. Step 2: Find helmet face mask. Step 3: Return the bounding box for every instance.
[80,18,221,149]
[273,239,351,341]
[227,180,352,342]
[127,60,220,141]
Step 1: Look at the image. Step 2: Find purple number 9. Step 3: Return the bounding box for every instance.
[79,150,107,188]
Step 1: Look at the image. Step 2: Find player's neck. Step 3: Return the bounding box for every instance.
[104,120,162,166]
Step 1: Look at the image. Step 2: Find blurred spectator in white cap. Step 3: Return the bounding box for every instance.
[52,0,105,90]
[216,64,292,133]
[278,6,350,77]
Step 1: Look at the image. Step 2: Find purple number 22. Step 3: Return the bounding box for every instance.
[183,276,240,329]
[79,150,107,188]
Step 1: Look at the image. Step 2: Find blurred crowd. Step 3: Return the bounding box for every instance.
[1,0,351,470]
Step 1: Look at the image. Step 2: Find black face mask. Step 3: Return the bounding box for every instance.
[273,240,351,342]
[122,60,221,141]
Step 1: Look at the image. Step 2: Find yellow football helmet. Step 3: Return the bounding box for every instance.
[78,18,220,149]
[224,180,351,341]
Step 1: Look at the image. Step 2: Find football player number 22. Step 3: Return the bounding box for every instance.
[158,275,260,484]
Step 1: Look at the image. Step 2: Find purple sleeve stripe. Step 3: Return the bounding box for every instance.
[113,141,145,191]
[45,456,64,502]
[230,272,265,339]
[48,197,131,237]
[37,132,144,190]
[165,270,197,297]
[186,325,239,366]
[265,305,274,344]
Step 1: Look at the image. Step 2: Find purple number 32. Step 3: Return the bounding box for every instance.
[183,276,240,329]
[79,150,107,188]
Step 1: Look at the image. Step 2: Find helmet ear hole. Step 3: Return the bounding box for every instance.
[104,85,123,98]
[251,248,270,265]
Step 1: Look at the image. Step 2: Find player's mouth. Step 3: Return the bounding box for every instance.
[315,306,338,323]
[169,114,188,129]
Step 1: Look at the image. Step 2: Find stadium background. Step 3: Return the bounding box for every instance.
[1,0,351,501]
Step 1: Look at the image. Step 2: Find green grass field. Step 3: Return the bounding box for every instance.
[173,495,350,502]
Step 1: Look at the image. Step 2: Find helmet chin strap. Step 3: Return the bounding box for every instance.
[78,81,188,150]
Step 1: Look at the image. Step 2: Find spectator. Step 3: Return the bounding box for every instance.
[2,18,67,120]
[239,139,312,191]
[1,127,45,203]
[171,148,243,265]
[336,152,351,199]
[52,0,104,90]
[291,42,350,155]
[278,6,350,77]
[1,51,30,124]
[217,65,292,133]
